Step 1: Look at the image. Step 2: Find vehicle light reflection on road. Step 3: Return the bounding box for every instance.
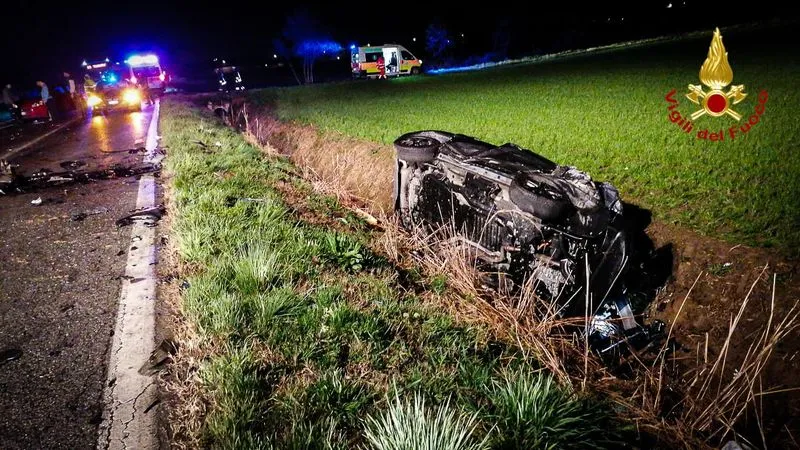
[129,112,144,136]
[90,115,112,153]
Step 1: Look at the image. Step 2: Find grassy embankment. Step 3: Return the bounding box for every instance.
[161,99,624,449]
[257,26,800,251]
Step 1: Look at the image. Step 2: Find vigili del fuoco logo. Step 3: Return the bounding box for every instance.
[665,28,768,141]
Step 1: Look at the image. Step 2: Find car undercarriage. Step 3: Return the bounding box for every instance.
[393,130,668,360]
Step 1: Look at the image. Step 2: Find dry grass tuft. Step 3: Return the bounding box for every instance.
[234,101,395,212]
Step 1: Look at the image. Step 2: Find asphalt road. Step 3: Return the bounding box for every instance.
[0,105,156,449]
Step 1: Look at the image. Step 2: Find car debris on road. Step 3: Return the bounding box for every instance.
[70,206,109,221]
[115,204,165,227]
[393,130,667,361]
[0,159,160,194]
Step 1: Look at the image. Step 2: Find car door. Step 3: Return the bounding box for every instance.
[400,50,416,74]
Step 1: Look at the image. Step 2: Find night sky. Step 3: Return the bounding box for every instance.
[1,1,795,86]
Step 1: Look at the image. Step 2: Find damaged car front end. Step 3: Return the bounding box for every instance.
[393,130,664,360]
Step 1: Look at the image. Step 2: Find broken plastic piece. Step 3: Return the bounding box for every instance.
[115,205,166,227]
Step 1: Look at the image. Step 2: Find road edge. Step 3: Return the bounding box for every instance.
[97,101,161,450]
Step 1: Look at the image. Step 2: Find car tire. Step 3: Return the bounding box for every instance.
[394,133,438,163]
[508,174,568,222]
[411,67,421,75]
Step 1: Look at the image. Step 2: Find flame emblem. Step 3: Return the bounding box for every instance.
[686,28,747,121]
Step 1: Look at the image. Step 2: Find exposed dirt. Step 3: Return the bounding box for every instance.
[645,221,800,445]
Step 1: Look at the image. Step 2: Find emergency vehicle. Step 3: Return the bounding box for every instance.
[351,44,422,79]
[127,54,167,92]
[83,59,124,85]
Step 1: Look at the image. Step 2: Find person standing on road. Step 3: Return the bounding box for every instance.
[2,83,19,120]
[2,84,17,106]
[63,72,76,106]
[64,72,84,117]
[376,55,386,79]
[37,81,53,121]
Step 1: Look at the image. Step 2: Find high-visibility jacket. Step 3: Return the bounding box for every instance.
[84,78,97,91]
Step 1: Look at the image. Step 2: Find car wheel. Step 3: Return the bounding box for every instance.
[411,67,421,75]
[394,133,438,163]
[508,174,568,222]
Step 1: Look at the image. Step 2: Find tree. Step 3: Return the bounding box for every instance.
[274,11,342,84]
[425,23,452,60]
[295,40,342,84]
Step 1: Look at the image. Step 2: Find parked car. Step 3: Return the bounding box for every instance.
[393,130,664,358]
[18,91,50,122]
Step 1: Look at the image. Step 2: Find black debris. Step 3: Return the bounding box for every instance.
[0,348,23,365]
[59,160,87,170]
[115,204,166,227]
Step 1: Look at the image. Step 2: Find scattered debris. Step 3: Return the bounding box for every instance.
[70,206,109,222]
[0,348,23,365]
[225,196,271,207]
[143,399,161,414]
[115,204,166,227]
[138,339,178,376]
[30,197,42,205]
[708,262,733,276]
[0,159,15,185]
[190,140,207,148]
[353,207,379,227]
[59,160,87,170]
[1,162,161,195]
[214,141,222,147]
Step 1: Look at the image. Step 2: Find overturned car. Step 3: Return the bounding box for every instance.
[393,130,664,358]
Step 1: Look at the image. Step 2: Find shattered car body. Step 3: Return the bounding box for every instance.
[393,130,662,357]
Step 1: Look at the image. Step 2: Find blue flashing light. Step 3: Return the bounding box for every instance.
[350,44,356,50]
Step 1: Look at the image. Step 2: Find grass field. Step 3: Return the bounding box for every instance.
[256,24,800,251]
[161,101,626,448]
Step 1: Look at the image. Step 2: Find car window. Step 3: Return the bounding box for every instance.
[365,52,383,63]
[401,50,415,60]
[133,67,161,78]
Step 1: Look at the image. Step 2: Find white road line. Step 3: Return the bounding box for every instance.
[5,117,81,158]
[98,101,160,450]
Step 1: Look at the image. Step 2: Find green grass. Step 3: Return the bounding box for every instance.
[255,25,800,251]
[162,99,625,448]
